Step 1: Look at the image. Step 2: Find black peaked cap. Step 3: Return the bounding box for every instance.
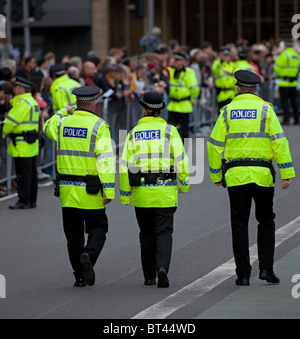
[72,86,101,101]
[234,70,261,88]
[139,92,166,111]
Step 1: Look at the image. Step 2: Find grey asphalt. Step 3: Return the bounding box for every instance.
[0,125,300,320]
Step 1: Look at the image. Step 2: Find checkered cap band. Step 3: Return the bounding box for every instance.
[141,101,164,109]
[236,81,257,88]
[77,95,99,101]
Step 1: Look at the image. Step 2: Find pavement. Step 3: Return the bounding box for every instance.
[0,124,300,321]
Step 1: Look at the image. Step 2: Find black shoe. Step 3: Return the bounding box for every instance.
[31,203,37,208]
[74,279,86,287]
[259,270,280,283]
[144,279,156,286]
[9,201,31,209]
[73,272,86,287]
[157,267,169,288]
[80,253,95,286]
[294,121,299,125]
[235,278,250,286]
[282,121,290,126]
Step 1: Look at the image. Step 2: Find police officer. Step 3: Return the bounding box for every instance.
[167,53,199,141]
[212,47,236,112]
[43,86,115,287]
[234,47,255,73]
[2,77,39,209]
[120,92,190,287]
[273,39,300,125]
[50,64,81,114]
[207,70,295,286]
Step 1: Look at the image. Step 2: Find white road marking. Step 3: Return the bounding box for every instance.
[132,216,300,319]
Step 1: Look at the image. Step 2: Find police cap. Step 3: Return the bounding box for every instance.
[50,64,66,76]
[234,70,261,88]
[139,92,166,111]
[220,47,231,56]
[72,86,101,101]
[15,76,34,88]
[173,52,187,61]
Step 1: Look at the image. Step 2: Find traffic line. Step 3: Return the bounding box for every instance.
[132,216,300,319]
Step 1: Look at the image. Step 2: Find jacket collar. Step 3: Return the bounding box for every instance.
[232,93,264,103]
[137,116,167,125]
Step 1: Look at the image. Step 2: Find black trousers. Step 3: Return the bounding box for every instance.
[168,111,189,141]
[14,156,38,204]
[134,207,177,280]
[228,184,276,279]
[279,87,299,123]
[62,207,108,277]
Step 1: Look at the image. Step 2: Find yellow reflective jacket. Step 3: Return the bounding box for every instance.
[50,75,81,113]
[212,59,236,103]
[2,93,39,157]
[43,108,115,209]
[167,67,199,113]
[274,47,300,87]
[120,116,189,208]
[234,60,255,73]
[207,93,295,187]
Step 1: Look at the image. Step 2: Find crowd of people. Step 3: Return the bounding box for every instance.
[0,35,299,197]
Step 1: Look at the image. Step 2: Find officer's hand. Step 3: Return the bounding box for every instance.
[215,182,223,187]
[103,196,112,205]
[282,179,292,190]
[64,106,75,115]
[178,188,182,194]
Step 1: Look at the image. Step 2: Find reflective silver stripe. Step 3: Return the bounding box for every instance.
[89,119,103,152]
[260,102,269,133]
[270,132,286,141]
[189,85,198,89]
[174,151,185,163]
[129,130,134,143]
[208,137,225,147]
[226,132,270,139]
[20,98,34,121]
[57,118,65,151]
[58,86,73,105]
[120,159,134,167]
[57,150,97,158]
[222,106,229,132]
[134,153,173,161]
[162,124,172,162]
[97,152,114,160]
[5,116,20,125]
[19,121,39,125]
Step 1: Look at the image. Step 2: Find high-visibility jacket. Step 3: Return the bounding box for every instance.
[207,93,295,188]
[50,75,81,113]
[212,59,236,103]
[120,116,189,208]
[273,47,300,87]
[234,60,255,73]
[2,93,39,157]
[43,108,115,209]
[167,67,199,113]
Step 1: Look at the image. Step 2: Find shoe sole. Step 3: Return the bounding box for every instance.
[80,253,95,286]
[157,271,169,288]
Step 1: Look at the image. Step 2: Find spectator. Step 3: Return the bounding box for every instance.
[2,59,17,77]
[16,56,36,81]
[140,27,162,53]
[82,61,97,86]
[34,57,48,78]
[0,67,12,83]
[44,51,56,72]
[0,38,14,67]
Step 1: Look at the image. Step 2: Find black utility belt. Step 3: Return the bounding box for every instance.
[128,167,177,187]
[170,97,191,102]
[221,159,276,188]
[55,174,102,196]
[11,130,38,146]
[280,77,297,82]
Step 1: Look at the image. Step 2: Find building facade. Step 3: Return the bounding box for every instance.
[9,0,300,60]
